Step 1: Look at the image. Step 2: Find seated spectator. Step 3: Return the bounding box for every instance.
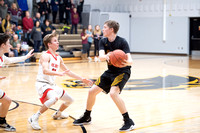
[10,34,21,57]
[70,7,79,34]
[30,21,42,52]
[8,2,22,26]
[20,41,29,63]
[1,14,12,33]
[15,25,23,40]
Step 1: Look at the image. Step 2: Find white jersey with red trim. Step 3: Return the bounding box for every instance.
[0,55,4,67]
[36,50,61,85]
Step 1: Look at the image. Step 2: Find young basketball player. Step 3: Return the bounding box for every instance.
[28,33,93,130]
[0,33,34,132]
[73,20,135,131]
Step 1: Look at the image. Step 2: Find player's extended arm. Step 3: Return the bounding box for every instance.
[60,58,93,86]
[3,49,34,64]
[40,54,65,76]
[0,76,6,80]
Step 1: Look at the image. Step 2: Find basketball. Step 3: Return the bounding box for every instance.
[109,49,128,67]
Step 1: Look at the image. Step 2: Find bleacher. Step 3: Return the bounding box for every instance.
[51,24,94,58]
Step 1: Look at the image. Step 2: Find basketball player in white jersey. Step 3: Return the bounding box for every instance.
[28,33,93,130]
[0,33,34,132]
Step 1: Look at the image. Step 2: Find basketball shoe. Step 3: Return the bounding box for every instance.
[119,119,135,131]
[52,111,69,120]
[28,114,41,130]
[73,115,91,125]
[0,121,16,132]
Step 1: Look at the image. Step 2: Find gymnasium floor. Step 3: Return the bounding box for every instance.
[0,54,200,133]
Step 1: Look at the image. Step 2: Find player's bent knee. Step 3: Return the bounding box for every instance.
[44,97,58,108]
[64,97,74,106]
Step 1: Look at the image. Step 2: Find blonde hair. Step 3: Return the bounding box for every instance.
[43,33,58,49]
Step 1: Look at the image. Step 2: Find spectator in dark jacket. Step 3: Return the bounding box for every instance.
[64,0,71,25]
[37,0,46,23]
[58,0,65,23]
[0,0,8,20]
[70,7,79,34]
[77,0,84,24]
[51,0,58,24]
[31,21,42,52]
[41,19,55,50]
[44,0,51,20]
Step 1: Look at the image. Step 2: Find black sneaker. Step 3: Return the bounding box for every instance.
[73,116,91,125]
[0,122,16,132]
[119,119,135,131]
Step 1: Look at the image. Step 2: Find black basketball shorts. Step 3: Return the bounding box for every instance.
[95,70,130,94]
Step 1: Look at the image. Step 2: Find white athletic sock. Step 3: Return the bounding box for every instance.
[34,111,41,118]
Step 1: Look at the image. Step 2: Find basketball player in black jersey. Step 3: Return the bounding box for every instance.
[73,20,135,131]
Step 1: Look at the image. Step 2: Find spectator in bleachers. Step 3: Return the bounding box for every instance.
[4,0,17,8]
[51,0,58,24]
[41,19,55,50]
[65,0,71,25]
[30,21,42,52]
[17,0,28,19]
[93,24,103,62]
[1,14,11,33]
[15,25,23,40]
[22,11,34,44]
[81,27,89,61]
[10,34,21,57]
[44,0,51,20]
[0,0,8,20]
[0,17,2,33]
[77,0,84,24]
[37,0,46,23]
[33,12,43,26]
[8,2,22,26]
[32,0,38,17]
[58,0,65,23]
[86,24,93,61]
[70,7,79,34]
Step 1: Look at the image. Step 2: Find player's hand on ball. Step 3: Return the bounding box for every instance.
[118,59,128,68]
[0,76,6,80]
[82,78,93,86]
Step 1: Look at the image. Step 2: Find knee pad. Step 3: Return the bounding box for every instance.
[44,97,58,108]
[63,97,74,106]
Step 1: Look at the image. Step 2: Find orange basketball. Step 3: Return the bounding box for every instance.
[109,49,128,68]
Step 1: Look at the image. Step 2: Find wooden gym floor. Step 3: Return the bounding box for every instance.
[0,54,200,133]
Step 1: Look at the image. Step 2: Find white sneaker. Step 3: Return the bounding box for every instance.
[88,57,92,62]
[94,57,98,62]
[28,114,41,130]
[52,111,69,120]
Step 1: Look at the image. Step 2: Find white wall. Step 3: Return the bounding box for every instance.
[131,17,189,54]
[86,0,200,54]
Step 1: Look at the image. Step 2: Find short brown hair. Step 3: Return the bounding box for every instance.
[0,33,10,47]
[104,20,120,34]
[43,33,58,49]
